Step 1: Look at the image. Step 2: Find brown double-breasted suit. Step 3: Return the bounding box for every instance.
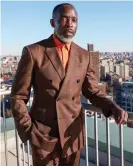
[11,35,119,165]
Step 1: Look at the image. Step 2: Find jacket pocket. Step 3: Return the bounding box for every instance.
[29,120,58,152]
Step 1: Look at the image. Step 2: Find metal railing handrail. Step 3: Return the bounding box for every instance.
[0,90,11,96]
[82,103,133,128]
[1,90,133,125]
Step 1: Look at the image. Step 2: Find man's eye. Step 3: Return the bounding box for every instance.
[61,17,67,22]
[72,18,77,22]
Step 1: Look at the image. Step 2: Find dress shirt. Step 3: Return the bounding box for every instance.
[53,35,71,70]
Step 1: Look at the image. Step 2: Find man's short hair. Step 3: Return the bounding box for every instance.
[52,3,75,18]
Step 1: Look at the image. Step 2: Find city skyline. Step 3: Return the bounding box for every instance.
[1,1,133,55]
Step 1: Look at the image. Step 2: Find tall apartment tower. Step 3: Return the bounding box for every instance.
[114,64,120,76]
[114,81,133,113]
[124,65,129,80]
[121,82,133,113]
[114,64,129,80]
[87,44,94,52]
[88,44,100,82]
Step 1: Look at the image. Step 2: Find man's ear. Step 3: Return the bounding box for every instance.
[50,19,55,28]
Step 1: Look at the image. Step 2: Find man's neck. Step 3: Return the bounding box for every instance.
[54,32,72,44]
[52,34,71,50]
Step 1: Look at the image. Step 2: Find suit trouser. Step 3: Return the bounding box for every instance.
[31,144,81,166]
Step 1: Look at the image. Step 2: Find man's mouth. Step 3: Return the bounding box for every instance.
[65,30,74,36]
[65,29,74,33]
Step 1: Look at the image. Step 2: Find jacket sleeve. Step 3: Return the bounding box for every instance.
[11,47,34,142]
[82,52,117,117]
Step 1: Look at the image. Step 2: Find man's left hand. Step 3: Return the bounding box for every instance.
[111,104,128,125]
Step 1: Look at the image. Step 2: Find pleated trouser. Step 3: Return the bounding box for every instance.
[31,144,82,166]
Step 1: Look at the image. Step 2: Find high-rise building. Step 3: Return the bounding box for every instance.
[98,82,107,96]
[114,64,129,80]
[124,65,129,80]
[87,44,94,52]
[120,64,125,79]
[114,64,120,76]
[88,44,100,82]
[101,65,110,78]
[109,61,114,72]
[100,59,108,66]
[114,81,133,113]
[91,51,100,82]
[121,82,133,113]
[113,81,122,107]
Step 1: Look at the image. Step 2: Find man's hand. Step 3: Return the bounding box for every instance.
[111,104,128,125]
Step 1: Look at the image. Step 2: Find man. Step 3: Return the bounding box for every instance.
[11,3,128,166]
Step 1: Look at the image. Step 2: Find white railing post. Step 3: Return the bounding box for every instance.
[85,110,89,166]
[27,140,31,166]
[119,125,124,166]
[2,95,8,166]
[94,112,99,166]
[15,127,21,166]
[22,143,26,166]
[106,118,111,166]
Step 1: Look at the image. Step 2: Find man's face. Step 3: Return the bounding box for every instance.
[52,5,78,42]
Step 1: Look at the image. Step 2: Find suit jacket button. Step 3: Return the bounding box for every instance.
[57,98,59,101]
[49,80,52,83]
[69,132,72,136]
[77,79,80,83]
[72,97,75,100]
[62,154,67,158]
[72,115,76,118]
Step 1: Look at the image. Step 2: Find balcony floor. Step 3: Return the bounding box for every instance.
[1,149,96,166]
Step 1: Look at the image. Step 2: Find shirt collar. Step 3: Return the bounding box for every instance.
[52,34,71,51]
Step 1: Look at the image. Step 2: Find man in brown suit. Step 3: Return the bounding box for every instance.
[11,3,128,166]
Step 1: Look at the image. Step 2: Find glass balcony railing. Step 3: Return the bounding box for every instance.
[1,91,133,166]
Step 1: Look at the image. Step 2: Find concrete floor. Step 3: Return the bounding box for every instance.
[1,150,96,166]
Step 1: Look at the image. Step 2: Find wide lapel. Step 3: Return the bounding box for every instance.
[65,42,79,79]
[44,37,65,80]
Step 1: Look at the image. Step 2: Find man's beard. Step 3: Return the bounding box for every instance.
[54,30,74,43]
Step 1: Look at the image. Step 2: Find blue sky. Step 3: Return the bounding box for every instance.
[1,1,133,55]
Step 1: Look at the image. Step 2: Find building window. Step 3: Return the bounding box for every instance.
[127,99,130,102]
[122,102,125,106]
[127,103,131,107]
[127,108,131,112]
[122,98,125,101]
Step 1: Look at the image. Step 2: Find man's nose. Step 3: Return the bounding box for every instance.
[66,18,73,27]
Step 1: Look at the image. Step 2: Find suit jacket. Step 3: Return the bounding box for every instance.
[11,35,117,157]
